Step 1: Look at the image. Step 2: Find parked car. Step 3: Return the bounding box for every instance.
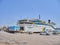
[52,30,60,35]
[40,29,50,35]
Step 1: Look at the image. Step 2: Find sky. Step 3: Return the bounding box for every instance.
[0,0,60,27]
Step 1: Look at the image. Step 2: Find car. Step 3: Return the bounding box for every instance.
[52,30,60,35]
[40,31,50,35]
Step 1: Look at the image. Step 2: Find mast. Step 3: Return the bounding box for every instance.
[39,14,40,19]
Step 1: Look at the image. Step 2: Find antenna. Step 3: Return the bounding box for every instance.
[39,14,40,19]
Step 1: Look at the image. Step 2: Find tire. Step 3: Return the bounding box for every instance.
[40,32,42,35]
[28,32,33,34]
[46,33,49,35]
[40,33,42,35]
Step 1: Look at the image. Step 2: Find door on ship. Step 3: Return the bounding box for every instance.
[20,27,24,31]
